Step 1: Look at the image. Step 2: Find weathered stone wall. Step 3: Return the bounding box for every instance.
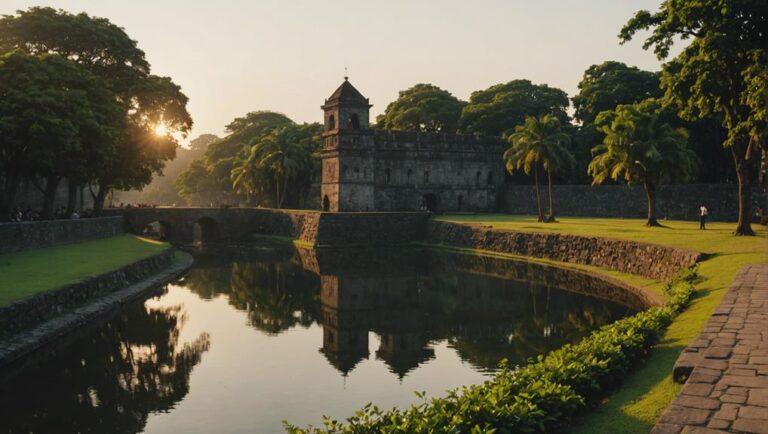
[315,212,430,246]
[503,184,767,222]
[425,220,701,280]
[0,216,125,254]
[114,207,428,247]
[0,248,175,339]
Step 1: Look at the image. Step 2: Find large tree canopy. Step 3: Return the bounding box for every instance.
[0,7,192,214]
[459,80,570,137]
[376,84,465,133]
[572,61,661,125]
[0,50,122,218]
[620,0,767,235]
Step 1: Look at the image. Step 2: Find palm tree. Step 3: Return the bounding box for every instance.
[588,100,696,227]
[504,115,574,222]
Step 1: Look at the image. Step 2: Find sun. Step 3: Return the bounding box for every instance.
[154,123,168,136]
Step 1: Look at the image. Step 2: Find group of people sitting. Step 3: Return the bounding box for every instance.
[6,206,91,222]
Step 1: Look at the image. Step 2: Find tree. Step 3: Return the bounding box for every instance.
[376,84,465,132]
[231,123,321,208]
[0,7,192,214]
[460,80,570,137]
[620,0,767,235]
[572,61,662,125]
[588,101,696,227]
[0,50,122,219]
[504,115,575,222]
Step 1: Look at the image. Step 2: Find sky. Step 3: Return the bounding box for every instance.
[3,1,676,143]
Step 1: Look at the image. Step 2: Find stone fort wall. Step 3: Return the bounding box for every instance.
[503,184,766,222]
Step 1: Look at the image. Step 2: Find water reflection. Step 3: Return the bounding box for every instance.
[0,245,639,433]
[0,301,209,434]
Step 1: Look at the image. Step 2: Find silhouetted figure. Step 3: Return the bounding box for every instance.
[699,204,708,230]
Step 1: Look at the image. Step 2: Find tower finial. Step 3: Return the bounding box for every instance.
[344,66,348,81]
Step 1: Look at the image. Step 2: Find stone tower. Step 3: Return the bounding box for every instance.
[320,78,374,212]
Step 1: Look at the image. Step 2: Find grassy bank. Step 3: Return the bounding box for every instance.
[0,235,170,306]
[436,215,767,433]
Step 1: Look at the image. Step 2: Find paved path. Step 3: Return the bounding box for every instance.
[653,264,768,434]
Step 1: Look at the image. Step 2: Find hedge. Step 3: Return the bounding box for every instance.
[284,266,698,434]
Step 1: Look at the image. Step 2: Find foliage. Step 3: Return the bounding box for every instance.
[376,83,466,133]
[588,100,696,226]
[459,80,570,137]
[0,50,122,218]
[620,0,767,235]
[0,7,192,214]
[504,115,574,222]
[572,61,661,125]
[285,267,698,433]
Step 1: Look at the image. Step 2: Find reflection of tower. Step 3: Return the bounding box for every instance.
[376,332,434,379]
[318,276,369,375]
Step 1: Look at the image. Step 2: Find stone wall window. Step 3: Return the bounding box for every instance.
[423,170,430,184]
[475,171,481,185]
[487,172,494,185]
[327,114,335,131]
[457,195,464,211]
[353,167,360,179]
[349,113,360,129]
[407,169,413,184]
[385,168,391,184]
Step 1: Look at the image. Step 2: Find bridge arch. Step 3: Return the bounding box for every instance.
[194,216,220,245]
[143,220,173,241]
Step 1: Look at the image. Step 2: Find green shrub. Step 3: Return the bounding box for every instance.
[285,266,698,434]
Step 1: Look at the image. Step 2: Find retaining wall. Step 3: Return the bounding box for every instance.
[503,184,766,222]
[425,220,701,280]
[0,249,175,339]
[0,216,125,254]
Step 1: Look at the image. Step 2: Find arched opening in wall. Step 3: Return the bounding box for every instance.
[475,171,481,185]
[349,113,360,129]
[143,221,172,241]
[194,217,220,246]
[457,195,464,211]
[323,195,330,211]
[423,170,430,184]
[422,194,438,213]
[487,172,494,185]
[327,114,336,131]
[407,169,413,184]
[384,168,391,184]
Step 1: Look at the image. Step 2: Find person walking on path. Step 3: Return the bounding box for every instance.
[699,204,708,230]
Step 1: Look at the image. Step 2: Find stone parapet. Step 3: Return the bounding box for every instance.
[0,216,125,254]
[424,220,701,280]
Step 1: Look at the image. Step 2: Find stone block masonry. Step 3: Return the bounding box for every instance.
[0,216,125,254]
[424,220,701,281]
[653,265,768,434]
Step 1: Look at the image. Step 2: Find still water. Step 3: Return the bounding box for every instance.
[0,245,640,433]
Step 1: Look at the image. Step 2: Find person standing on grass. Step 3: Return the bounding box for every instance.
[699,204,708,230]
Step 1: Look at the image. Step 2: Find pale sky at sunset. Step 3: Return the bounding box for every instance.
[3,1,676,143]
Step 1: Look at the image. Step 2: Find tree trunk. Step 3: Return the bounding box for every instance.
[644,180,661,227]
[66,181,78,216]
[546,168,556,223]
[534,164,544,222]
[732,146,755,235]
[275,176,282,209]
[0,173,20,220]
[90,182,109,216]
[279,176,288,209]
[41,176,61,220]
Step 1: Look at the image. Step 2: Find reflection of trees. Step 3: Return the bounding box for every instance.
[227,262,320,334]
[0,299,210,434]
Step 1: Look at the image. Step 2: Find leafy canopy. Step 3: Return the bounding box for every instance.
[504,114,574,176]
[376,83,465,133]
[460,79,570,137]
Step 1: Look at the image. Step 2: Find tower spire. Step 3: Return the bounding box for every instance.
[344,66,348,81]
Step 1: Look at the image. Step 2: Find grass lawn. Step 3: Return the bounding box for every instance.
[0,235,171,307]
[437,214,767,433]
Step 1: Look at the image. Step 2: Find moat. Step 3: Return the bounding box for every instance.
[0,244,638,433]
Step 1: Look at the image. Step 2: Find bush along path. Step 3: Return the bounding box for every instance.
[284,267,698,434]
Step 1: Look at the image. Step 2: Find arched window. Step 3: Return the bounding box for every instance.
[475,171,481,185]
[423,170,430,184]
[457,195,464,211]
[327,114,336,131]
[487,172,494,185]
[407,169,413,184]
[385,168,391,184]
[349,113,360,129]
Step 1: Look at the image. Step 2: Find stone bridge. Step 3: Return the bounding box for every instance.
[106,207,429,247]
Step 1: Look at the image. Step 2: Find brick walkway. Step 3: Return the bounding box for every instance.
[653,264,768,434]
